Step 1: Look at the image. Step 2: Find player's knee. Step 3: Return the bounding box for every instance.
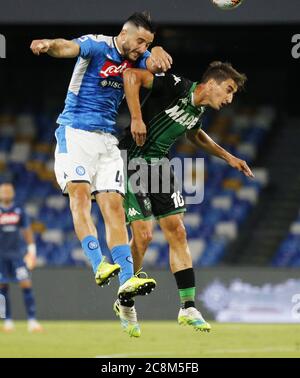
[174,224,187,244]
[164,219,187,243]
[69,187,90,214]
[110,199,124,216]
[102,195,124,218]
[135,231,153,251]
[132,222,153,251]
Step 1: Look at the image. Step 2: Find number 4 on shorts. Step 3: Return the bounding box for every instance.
[115,170,123,186]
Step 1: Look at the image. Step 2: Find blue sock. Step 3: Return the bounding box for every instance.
[111,245,133,285]
[81,235,103,274]
[22,287,36,320]
[0,286,11,319]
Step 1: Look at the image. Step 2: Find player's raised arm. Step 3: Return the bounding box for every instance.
[146,46,173,73]
[187,128,254,178]
[30,39,80,58]
[123,68,154,146]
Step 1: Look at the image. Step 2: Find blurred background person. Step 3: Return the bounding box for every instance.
[0,181,43,332]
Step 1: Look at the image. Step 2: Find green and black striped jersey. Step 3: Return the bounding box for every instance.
[119,73,206,161]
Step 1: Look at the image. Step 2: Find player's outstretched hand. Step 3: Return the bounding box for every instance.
[227,156,255,178]
[24,253,37,271]
[30,39,51,55]
[150,46,173,72]
[131,119,147,147]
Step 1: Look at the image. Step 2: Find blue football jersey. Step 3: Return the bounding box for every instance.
[57,34,150,134]
[0,204,30,259]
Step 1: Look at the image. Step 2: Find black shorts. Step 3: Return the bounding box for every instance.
[124,158,186,223]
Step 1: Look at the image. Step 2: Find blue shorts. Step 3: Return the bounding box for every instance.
[0,258,30,283]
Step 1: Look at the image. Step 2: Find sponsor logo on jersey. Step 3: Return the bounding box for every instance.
[0,213,20,225]
[99,60,133,78]
[128,208,141,217]
[100,79,123,89]
[165,105,200,129]
[180,98,189,106]
[172,74,181,86]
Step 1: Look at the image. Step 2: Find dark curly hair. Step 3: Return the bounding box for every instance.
[126,11,156,34]
[202,61,247,90]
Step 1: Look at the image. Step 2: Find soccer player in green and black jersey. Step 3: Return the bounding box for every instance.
[116,61,254,332]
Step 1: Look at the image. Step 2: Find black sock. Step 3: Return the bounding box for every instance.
[174,268,196,308]
[183,301,195,309]
[174,268,195,289]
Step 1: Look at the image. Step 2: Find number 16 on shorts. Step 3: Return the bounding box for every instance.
[171,191,184,208]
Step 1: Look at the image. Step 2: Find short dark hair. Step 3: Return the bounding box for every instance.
[202,61,247,91]
[0,181,14,188]
[126,11,156,34]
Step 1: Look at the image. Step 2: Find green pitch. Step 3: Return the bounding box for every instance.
[0,321,300,358]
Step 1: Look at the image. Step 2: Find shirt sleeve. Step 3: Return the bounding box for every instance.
[73,34,104,59]
[192,120,203,131]
[151,73,191,98]
[136,50,151,69]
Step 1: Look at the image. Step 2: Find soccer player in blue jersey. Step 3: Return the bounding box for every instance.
[0,182,43,333]
[30,12,172,337]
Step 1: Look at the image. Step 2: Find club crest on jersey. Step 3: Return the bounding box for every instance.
[99,60,133,78]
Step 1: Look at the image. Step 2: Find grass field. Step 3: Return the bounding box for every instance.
[0,321,300,358]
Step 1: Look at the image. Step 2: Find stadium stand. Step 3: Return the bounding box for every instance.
[0,104,274,268]
[272,210,300,267]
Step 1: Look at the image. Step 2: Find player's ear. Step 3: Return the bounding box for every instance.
[205,79,214,93]
[120,29,127,43]
[208,78,216,88]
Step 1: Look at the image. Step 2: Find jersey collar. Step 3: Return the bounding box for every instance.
[0,202,15,210]
[113,37,123,57]
[190,82,205,111]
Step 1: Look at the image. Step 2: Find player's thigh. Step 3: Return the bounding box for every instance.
[54,125,102,194]
[10,258,30,283]
[67,181,92,208]
[96,193,127,232]
[159,213,187,240]
[92,144,125,196]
